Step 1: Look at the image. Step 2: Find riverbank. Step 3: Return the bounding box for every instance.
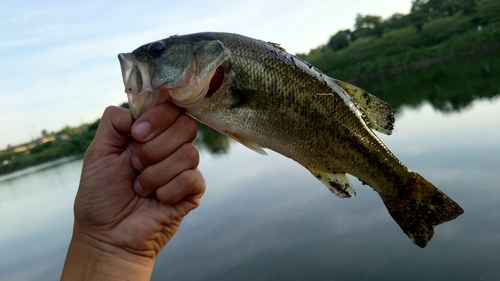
[0,120,98,176]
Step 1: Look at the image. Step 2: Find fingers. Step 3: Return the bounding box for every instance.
[132,114,197,170]
[156,168,206,207]
[131,102,183,143]
[134,143,199,196]
[130,101,204,206]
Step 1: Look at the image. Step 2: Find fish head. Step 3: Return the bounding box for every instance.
[118,36,231,119]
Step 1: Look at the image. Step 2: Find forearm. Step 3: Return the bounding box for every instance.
[61,227,155,281]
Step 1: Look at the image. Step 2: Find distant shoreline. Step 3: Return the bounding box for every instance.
[0,155,82,183]
[0,119,99,176]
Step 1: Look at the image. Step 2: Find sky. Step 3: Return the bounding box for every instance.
[0,0,412,149]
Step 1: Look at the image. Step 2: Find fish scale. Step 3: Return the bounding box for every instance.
[219,37,391,184]
[118,32,463,247]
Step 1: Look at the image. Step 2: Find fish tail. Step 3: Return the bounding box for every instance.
[381,172,463,247]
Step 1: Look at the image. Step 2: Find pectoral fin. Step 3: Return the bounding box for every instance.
[226,131,268,155]
[307,167,355,198]
[334,79,395,135]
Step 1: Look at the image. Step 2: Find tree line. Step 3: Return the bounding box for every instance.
[298,0,500,83]
[326,0,497,52]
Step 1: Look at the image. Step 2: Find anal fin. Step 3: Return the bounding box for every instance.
[307,167,355,198]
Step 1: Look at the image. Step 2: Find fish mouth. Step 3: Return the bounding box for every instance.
[118,53,226,120]
[118,53,166,120]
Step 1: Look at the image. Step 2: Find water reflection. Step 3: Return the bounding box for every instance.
[356,52,500,113]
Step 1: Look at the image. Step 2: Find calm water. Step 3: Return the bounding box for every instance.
[1,56,500,280]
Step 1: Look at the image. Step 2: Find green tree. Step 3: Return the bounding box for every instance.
[410,0,428,31]
[382,13,411,32]
[477,0,500,24]
[353,14,384,38]
[327,30,352,51]
[411,0,477,31]
[442,0,476,15]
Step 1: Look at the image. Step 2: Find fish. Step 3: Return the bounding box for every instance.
[118,32,463,247]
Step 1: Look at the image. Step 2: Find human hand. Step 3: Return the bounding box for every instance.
[62,103,205,280]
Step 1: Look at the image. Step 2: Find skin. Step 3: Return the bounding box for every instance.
[61,102,205,280]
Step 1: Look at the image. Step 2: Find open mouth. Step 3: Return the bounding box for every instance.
[118,53,226,119]
[118,53,153,96]
[118,53,163,120]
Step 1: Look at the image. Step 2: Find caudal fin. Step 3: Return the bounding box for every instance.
[381,173,464,247]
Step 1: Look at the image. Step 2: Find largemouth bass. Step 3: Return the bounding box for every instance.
[118,32,463,247]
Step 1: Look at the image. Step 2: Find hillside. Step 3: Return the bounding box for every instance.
[298,0,500,82]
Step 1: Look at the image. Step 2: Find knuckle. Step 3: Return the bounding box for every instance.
[103,105,118,115]
[103,105,127,120]
[139,168,161,189]
[176,170,197,190]
[155,169,205,205]
[158,104,182,125]
[101,106,119,123]
[177,143,199,166]
[138,103,180,130]
[138,142,162,164]
[155,184,171,202]
[177,115,198,139]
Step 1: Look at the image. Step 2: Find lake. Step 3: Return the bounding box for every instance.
[1,54,500,280]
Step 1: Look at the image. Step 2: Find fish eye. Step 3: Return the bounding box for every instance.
[147,41,165,57]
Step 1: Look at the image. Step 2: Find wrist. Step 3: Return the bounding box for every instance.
[61,226,155,281]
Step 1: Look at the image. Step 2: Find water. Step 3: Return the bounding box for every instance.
[0,159,82,280]
[1,55,500,280]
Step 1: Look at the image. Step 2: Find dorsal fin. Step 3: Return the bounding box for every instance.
[334,80,395,135]
[306,167,355,198]
[269,42,286,52]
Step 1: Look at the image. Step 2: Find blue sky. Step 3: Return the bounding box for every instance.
[0,0,411,148]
